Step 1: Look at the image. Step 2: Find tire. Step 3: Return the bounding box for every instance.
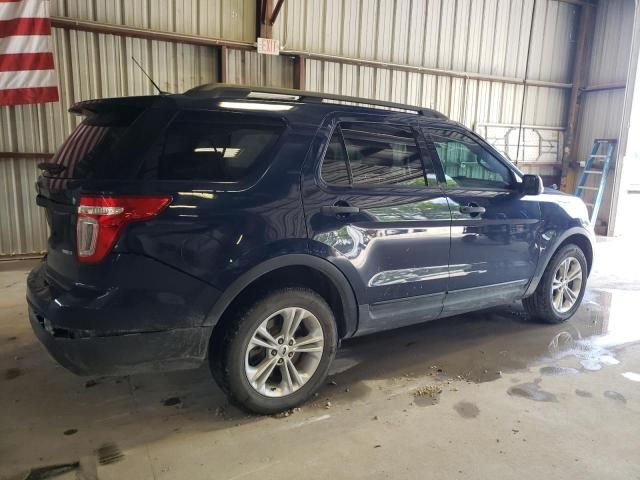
[523,243,588,324]
[210,287,338,414]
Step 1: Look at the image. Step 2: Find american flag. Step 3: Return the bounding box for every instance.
[0,0,59,105]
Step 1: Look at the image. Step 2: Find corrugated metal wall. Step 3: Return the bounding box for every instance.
[277,0,576,82]
[50,0,256,41]
[576,0,635,229]
[282,0,576,180]
[1,0,634,254]
[0,27,220,255]
[280,0,576,130]
[227,49,294,87]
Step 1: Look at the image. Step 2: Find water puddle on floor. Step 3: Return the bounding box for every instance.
[329,288,640,392]
[508,378,558,402]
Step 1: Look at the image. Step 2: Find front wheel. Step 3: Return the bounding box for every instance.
[523,244,588,324]
[211,288,338,414]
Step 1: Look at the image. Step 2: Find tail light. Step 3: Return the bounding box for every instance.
[77,195,171,264]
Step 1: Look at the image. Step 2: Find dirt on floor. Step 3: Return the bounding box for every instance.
[1,237,639,480]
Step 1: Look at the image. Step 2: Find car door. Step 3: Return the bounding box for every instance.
[422,125,542,316]
[302,114,452,335]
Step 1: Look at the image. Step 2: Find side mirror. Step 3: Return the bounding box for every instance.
[521,174,544,195]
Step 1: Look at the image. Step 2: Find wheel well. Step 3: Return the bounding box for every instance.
[210,265,350,348]
[558,234,593,273]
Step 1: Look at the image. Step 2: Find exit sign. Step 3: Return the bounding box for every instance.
[257,37,280,55]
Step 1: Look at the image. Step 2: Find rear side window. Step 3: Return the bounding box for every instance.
[320,127,350,185]
[159,112,284,182]
[47,108,144,179]
[320,122,433,187]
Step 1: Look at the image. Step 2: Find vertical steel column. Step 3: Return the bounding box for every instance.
[560,3,596,192]
[257,0,274,39]
[293,55,305,90]
[218,46,228,83]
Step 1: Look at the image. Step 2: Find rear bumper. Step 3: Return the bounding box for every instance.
[28,306,212,375]
[26,257,219,375]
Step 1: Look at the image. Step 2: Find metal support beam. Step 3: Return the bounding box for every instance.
[270,0,285,26]
[49,16,573,91]
[257,0,273,39]
[293,55,305,90]
[608,1,640,235]
[282,49,573,90]
[0,152,53,160]
[51,16,254,50]
[560,3,596,192]
[218,46,228,83]
[582,83,627,93]
[557,0,597,6]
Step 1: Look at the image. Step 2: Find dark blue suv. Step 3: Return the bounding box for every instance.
[27,85,594,413]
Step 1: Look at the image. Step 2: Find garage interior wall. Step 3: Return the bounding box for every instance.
[0,0,634,255]
[575,0,636,230]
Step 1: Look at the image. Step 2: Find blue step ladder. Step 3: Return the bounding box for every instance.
[574,139,617,225]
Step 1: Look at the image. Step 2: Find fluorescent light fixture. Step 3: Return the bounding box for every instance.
[219,101,293,111]
[194,147,240,158]
[247,92,300,101]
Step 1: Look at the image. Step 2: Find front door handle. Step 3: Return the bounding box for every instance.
[459,204,486,215]
[320,205,360,216]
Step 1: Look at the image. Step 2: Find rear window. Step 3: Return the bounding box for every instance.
[157,111,284,182]
[46,108,145,179]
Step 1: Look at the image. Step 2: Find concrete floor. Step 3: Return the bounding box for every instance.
[1,237,639,480]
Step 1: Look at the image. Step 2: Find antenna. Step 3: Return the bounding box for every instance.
[131,56,167,95]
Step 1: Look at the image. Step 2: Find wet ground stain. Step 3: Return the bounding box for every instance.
[540,366,579,376]
[24,462,80,480]
[575,389,593,398]
[163,396,182,406]
[454,401,479,418]
[97,442,124,465]
[4,367,22,380]
[603,390,627,404]
[508,379,557,402]
[63,428,78,436]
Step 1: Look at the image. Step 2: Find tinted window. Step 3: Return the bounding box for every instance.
[47,108,144,179]
[320,122,433,187]
[159,112,283,182]
[342,123,427,186]
[320,129,350,185]
[426,128,512,189]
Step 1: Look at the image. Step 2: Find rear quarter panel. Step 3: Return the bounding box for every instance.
[118,121,315,299]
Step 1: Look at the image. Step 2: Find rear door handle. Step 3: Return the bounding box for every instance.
[459,205,486,215]
[320,205,360,216]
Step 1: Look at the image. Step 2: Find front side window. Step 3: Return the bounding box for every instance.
[159,112,283,182]
[320,122,434,187]
[425,128,513,189]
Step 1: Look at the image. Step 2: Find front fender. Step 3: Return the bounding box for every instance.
[524,226,595,297]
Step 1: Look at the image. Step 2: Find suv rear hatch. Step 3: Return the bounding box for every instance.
[36,96,174,283]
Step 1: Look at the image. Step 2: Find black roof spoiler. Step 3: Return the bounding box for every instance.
[185,83,448,120]
[69,96,165,116]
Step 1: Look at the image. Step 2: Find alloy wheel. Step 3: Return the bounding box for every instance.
[244,307,325,397]
[551,257,583,313]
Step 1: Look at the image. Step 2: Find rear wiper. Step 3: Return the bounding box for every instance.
[37,162,65,174]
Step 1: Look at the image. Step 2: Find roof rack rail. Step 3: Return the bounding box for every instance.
[185,83,448,119]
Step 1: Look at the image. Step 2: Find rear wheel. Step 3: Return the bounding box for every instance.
[211,288,337,414]
[523,244,588,324]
